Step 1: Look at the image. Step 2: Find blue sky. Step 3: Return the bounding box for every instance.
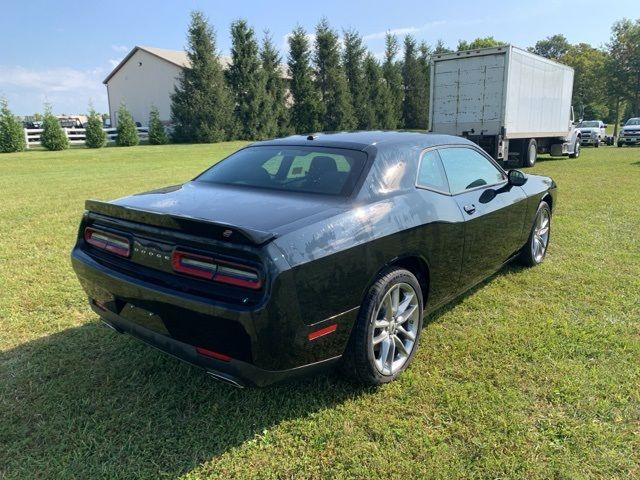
[1,0,634,116]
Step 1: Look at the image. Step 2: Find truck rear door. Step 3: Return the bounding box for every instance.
[431,53,505,136]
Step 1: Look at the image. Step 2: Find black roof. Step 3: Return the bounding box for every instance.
[252,131,475,151]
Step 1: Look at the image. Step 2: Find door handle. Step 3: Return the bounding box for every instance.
[463,204,476,215]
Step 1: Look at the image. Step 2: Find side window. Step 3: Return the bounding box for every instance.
[417,150,449,192]
[438,147,505,194]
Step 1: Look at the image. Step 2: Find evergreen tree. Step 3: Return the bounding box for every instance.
[116,103,139,146]
[402,36,429,129]
[261,32,290,136]
[363,54,395,129]
[342,28,367,128]
[416,41,431,128]
[148,105,168,145]
[228,20,269,140]
[85,105,106,148]
[171,11,233,143]
[314,18,355,131]
[383,33,403,128]
[0,98,26,153]
[287,25,322,133]
[40,106,69,151]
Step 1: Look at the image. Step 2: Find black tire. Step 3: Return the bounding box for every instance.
[341,267,424,386]
[595,139,600,148]
[518,201,551,267]
[617,142,623,147]
[523,139,537,167]
[569,139,580,158]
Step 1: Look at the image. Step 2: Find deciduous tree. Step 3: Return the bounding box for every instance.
[528,34,571,60]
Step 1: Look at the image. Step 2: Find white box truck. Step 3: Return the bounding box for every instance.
[429,45,581,167]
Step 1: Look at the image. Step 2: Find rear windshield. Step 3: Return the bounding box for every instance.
[195,146,368,196]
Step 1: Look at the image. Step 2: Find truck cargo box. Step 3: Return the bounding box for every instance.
[429,45,574,140]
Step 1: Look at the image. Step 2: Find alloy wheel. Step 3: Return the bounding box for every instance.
[532,208,550,262]
[370,283,420,375]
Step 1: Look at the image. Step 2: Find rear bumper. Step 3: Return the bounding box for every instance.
[71,247,356,386]
[94,304,340,387]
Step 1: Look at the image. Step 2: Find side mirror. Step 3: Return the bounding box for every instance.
[508,169,527,186]
[603,124,608,128]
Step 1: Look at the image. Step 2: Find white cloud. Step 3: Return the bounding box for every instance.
[363,21,447,41]
[109,58,124,69]
[111,44,129,53]
[0,65,108,115]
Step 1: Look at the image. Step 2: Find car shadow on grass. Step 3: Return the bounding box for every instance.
[1,262,528,479]
[0,323,370,479]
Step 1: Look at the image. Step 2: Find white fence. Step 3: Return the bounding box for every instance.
[23,127,149,148]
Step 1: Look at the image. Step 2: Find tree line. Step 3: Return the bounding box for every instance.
[1,11,639,153]
[169,12,435,143]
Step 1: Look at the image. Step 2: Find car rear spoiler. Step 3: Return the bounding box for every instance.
[84,199,277,246]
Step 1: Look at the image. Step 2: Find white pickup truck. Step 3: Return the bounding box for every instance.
[576,120,607,147]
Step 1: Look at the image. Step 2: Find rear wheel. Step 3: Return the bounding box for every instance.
[518,201,551,267]
[523,139,537,167]
[342,268,423,385]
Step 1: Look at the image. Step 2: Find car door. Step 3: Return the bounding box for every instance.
[437,146,528,289]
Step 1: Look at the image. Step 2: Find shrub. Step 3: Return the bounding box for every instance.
[116,104,139,146]
[148,106,168,145]
[85,107,106,148]
[40,108,69,151]
[0,99,26,153]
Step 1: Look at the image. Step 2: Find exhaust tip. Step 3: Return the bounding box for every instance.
[206,371,245,388]
[100,319,124,334]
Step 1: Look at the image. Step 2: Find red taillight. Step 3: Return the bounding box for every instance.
[171,251,217,280]
[195,346,232,362]
[171,250,262,289]
[214,259,262,289]
[84,227,130,257]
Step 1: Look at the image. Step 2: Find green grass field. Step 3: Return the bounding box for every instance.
[1,143,638,479]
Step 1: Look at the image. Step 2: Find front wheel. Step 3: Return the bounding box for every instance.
[518,201,551,267]
[342,268,423,385]
[569,139,580,158]
[595,139,600,148]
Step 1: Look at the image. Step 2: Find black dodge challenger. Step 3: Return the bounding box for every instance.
[71,131,556,387]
